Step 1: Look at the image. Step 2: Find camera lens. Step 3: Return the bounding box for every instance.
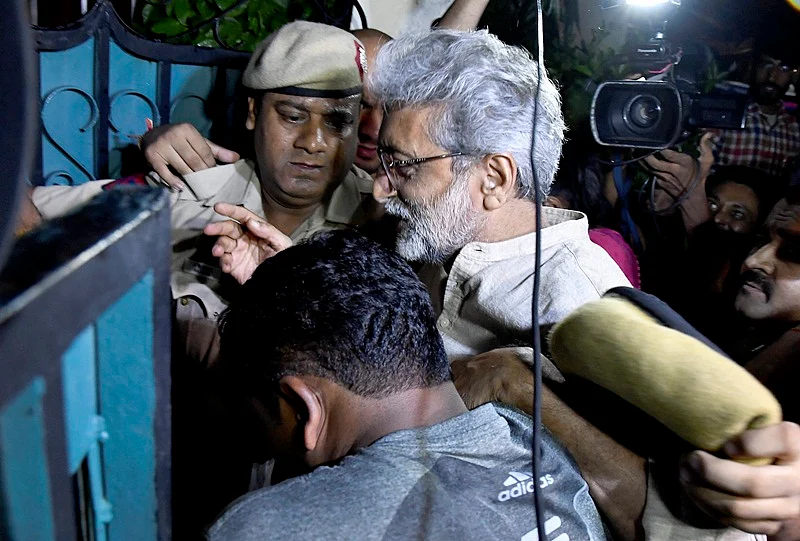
[624,95,662,132]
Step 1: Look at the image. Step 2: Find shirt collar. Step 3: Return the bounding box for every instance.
[324,168,366,225]
[457,207,590,263]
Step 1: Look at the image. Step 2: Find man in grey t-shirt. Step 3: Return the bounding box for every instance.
[206,230,607,540]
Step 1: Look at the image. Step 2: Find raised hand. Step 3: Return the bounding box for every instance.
[141,123,240,191]
[203,203,292,285]
[645,131,716,201]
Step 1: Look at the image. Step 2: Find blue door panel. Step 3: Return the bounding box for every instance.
[61,325,99,475]
[95,271,157,541]
[107,41,159,179]
[170,64,216,137]
[0,378,56,541]
[39,39,97,186]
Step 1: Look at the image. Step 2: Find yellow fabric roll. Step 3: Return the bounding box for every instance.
[549,296,782,457]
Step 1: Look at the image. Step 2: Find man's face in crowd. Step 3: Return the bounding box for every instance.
[708,181,760,234]
[752,54,797,106]
[356,87,383,174]
[352,31,390,174]
[248,92,359,207]
[735,198,800,322]
[373,107,485,263]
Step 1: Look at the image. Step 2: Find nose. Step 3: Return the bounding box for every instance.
[295,117,327,153]
[743,241,777,275]
[768,68,781,83]
[713,210,730,231]
[359,108,382,144]
[372,168,396,203]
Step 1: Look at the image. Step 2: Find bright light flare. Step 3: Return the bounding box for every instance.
[601,0,680,9]
[626,0,679,6]
[786,0,800,12]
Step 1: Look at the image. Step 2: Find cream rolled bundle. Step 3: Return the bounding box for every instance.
[549,295,781,460]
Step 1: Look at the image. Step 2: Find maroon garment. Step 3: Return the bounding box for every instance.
[588,227,641,289]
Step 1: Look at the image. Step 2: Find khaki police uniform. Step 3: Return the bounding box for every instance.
[32,159,373,364]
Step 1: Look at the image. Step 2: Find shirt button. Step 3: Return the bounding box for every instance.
[180,298,189,306]
[440,319,452,329]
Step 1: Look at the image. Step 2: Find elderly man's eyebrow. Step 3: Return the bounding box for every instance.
[378,140,413,159]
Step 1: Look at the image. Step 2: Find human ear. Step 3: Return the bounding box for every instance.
[481,153,517,211]
[279,376,325,454]
[246,97,257,131]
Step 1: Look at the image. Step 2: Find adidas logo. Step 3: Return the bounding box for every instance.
[498,471,555,502]
[498,471,534,502]
[504,471,531,486]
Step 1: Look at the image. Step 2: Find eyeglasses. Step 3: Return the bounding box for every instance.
[378,147,464,189]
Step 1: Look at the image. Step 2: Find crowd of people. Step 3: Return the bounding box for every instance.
[17,4,800,541]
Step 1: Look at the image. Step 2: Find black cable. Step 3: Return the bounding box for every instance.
[530,0,546,539]
[353,0,368,29]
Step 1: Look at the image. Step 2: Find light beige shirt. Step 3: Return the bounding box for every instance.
[32,159,373,320]
[419,207,630,361]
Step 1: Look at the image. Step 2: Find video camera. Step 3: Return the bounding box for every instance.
[590,0,748,149]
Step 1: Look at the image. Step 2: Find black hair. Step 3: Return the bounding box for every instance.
[217,230,450,413]
[754,13,800,69]
[705,166,783,223]
[550,124,615,228]
[787,184,800,206]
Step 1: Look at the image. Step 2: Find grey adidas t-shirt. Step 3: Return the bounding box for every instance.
[206,403,608,541]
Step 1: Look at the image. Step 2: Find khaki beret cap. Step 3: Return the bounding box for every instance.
[243,21,366,98]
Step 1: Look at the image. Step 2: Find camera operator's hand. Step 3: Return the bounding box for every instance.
[645,132,715,232]
[141,122,240,191]
[645,132,715,199]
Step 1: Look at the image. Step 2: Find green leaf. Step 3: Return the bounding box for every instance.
[151,18,187,36]
[141,4,155,23]
[173,0,193,24]
[217,17,244,47]
[227,3,247,17]
[215,0,237,10]
[196,0,216,19]
[240,32,259,52]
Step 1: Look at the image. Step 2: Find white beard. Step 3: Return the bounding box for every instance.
[384,172,485,263]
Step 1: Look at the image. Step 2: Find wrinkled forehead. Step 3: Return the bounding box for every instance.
[379,106,437,151]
